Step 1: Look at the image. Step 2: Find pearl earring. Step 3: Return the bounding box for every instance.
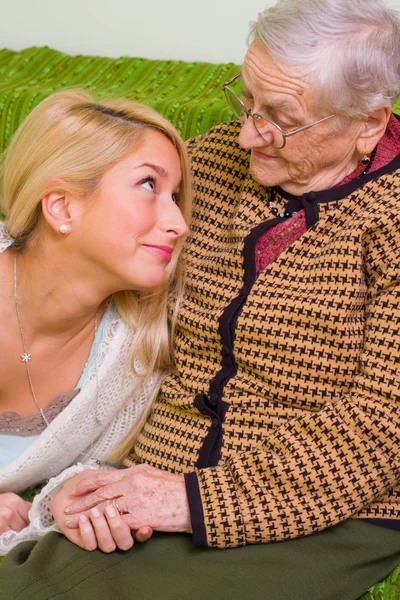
[59,224,70,234]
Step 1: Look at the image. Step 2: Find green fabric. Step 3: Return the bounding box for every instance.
[20,486,41,503]
[0,46,399,596]
[0,490,399,597]
[1,536,399,598]
[1,520,400,600]
[0,45,399,154]
[0,45,238,154]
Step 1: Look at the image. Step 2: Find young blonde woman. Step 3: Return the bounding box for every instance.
[0,90,190,553]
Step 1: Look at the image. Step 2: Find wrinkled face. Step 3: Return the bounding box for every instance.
[238,40,362,194]
[78,130,188,292]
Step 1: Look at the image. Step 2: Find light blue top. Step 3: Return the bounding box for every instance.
[0,310,109,470]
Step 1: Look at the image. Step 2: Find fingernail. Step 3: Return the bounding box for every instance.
[79,514,88,523]
[91,507,101,518]
[64,505,71,514]
[64,517,73,526]
[105,505,116,518]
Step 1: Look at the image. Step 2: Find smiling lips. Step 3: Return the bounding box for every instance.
[253,150,279,161]
[143,244,174,262]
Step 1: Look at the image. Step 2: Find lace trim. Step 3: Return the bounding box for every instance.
[0,304,119,438]
[0,222,14,253]
[0,390,80,436]
[81,305,127,389]
[0,461,111,555]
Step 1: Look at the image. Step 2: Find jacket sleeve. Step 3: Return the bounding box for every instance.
[185,208,400,549]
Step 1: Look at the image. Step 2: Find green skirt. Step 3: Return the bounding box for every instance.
[1,519,399,600]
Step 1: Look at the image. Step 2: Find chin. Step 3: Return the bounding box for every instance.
[136,274,167,292]
[250,163,286,189]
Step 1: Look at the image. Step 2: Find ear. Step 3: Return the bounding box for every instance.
[356,106,391,156]
[41,190,72,235]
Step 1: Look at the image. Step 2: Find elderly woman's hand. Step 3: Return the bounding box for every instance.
[0,492,31,534]
[50,471,150,553]
[61,464,192,538]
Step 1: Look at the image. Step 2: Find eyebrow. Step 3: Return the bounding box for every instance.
[137,162,182,191]
[139,163,168,177]
[261,100,295,112]
[270,101,294,111]
[241,80,296,114]
[242,89,294,112]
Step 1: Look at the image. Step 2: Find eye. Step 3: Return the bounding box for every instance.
[172,191,180,205]
[271,115,293,130]
[242,91,254,109]
[271,118,288,130]
[140,176,156,192]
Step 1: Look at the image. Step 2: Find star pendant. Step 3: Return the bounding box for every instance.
[20,352,32,363]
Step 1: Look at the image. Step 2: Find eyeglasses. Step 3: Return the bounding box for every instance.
[222,72,336,149]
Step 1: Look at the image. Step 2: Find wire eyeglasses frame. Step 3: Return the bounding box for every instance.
[222,72,336,149]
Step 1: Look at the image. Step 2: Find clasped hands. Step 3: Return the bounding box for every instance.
[50,463,192,553]
[0,493,31,534]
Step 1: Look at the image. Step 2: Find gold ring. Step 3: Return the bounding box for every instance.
[112,498,123,515]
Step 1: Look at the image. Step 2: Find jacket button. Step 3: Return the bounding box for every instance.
[211,418,219,428]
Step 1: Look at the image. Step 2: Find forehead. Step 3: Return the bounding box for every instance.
[138,129,178,158]
[122,131,179,167]
[101,130,181,182]
[242,40,311,111]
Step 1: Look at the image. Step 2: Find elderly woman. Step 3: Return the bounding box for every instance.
[1,1,399,599]
[0,90,189,550]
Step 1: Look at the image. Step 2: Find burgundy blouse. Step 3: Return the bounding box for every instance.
[255,114,400,276]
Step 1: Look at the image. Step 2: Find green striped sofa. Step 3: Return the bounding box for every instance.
[0,46,399,599]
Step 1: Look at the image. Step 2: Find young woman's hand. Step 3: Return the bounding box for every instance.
[0,492,31,533]
[50,471,151,553]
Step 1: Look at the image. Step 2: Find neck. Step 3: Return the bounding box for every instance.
[8,244,107,340]
[281,153,360,197]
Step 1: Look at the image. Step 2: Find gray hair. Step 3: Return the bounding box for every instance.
[249,0,400,118]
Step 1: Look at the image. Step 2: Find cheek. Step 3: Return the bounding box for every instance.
[286,152,317,177]
[283,140,323,171]
[126,201,157,230]
[110,205,156,242]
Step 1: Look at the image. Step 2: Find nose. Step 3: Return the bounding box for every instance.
[238,114,274,150]
[160,198,189,239]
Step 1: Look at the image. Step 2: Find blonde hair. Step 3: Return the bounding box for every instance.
[0,90,192,457]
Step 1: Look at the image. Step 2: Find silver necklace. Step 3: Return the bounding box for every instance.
[13,253,100,464]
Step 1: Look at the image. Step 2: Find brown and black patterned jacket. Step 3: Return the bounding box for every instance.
[130,121,400,549]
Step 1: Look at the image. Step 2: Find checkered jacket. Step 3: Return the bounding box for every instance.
[131,121,400,549]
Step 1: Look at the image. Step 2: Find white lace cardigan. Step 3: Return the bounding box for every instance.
[0,225,159,553]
